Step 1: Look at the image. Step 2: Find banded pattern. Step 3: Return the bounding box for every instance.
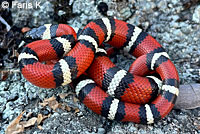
[19,18,179,124]
[19,25,79,88]
[76,18,179,124]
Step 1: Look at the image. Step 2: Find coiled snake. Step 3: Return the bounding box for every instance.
[18,18,179,124]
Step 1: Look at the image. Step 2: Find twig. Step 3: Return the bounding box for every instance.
[0,15,11,32]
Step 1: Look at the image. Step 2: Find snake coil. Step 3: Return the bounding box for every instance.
[18,18,179,124]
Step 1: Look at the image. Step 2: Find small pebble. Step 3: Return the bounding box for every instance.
[98,128,106,134]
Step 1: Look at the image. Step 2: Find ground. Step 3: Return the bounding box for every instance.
[0,0,200,133]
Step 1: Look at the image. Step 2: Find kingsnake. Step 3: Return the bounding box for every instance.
[18,18,179,124]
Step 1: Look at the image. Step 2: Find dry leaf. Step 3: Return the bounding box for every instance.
[37,114,43,125]
[58,103,66,110]
[5,111,50,134]
[47,96,59,110]
[48,100,60,111]
[59,93,69,99]
[39,102,48,107]
[38,125,43,130]
[1,71,9,81]
[44,96,56,102]
[74,108,80,114]
[20,117,37,128]
[73,96,79,103]
[5,111,25,134]
[58,103,71,112]
[39,96,60,111]
[37,114,48,125]
[26,112,33,118]
[47,114,51,118]
[65,105,71,112]
[59,92,75,99]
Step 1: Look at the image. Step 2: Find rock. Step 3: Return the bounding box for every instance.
[153,128,164,134]
[139,1,156,12]
[119,7,132,20]
[2,102,21,121]
[157,0,167,11]
[181,25,192,34]
[0,97,7,112]
[173,29,183,36]
[174,84,200,109]
[171,0,180,5]
[97,128,106,134]
[0,81,9,91]
[24,82,39,100]
[192,5,200,23]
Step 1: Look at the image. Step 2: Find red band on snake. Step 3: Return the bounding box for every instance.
[18,18,179,124]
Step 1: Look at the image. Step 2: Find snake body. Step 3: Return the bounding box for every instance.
[18,18,179,124]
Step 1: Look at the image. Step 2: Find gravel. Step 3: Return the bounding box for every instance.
[11,0,55,27]
[0,0,200,133]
